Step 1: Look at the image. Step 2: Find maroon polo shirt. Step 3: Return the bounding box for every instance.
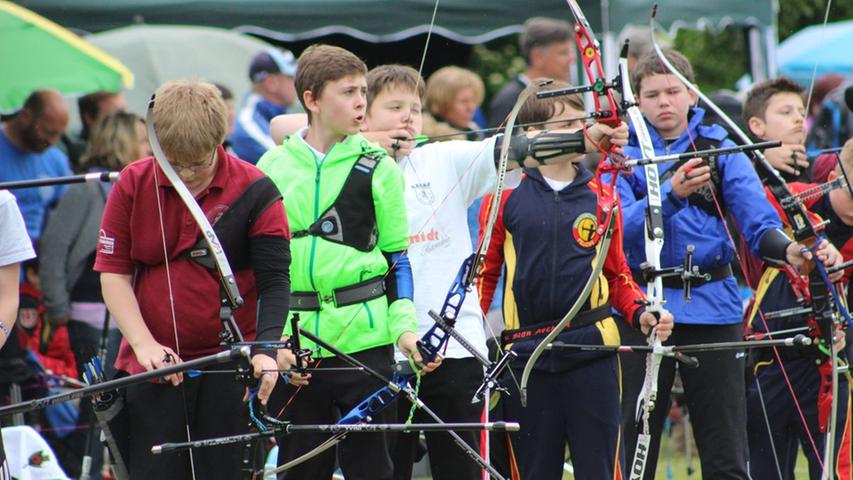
[95,145,289,374]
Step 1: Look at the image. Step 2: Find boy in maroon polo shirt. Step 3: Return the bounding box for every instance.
[95,80,291,479]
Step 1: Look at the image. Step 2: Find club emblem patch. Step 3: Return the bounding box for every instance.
[412,182,435,205]
[572,213,598,248]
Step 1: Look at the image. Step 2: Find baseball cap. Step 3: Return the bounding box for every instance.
[249,48,297,83]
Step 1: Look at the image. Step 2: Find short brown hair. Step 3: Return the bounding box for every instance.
[295,44,367,122]
[516,79,585,129]
[366,64,425,111]
[152,80,227,164]
[78,91,119,122]
[742,77,805,124]
[424,66,484,118]
[520,17,573,63]
[81,111,144,171]
[631,49,694,95]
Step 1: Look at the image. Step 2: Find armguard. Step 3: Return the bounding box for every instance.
[758,228,793,266]
[496,130,586,169]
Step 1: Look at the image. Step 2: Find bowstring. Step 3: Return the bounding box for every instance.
[649,18,825,472]
[152,159,198,480]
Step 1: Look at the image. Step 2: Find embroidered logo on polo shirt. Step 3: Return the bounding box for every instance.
[98,229,115,255]
[572,213,598,248]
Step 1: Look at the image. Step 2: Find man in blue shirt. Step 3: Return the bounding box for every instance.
[0,89,72,241]
[229,48,297,164]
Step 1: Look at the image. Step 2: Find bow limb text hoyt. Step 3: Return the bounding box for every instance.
[649,4,852,478]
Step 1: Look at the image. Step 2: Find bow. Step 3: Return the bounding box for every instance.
[612,30,672,480]
[145,94,256,479]
[268,328,508,479]
[146,96,246,344]
[264,3,513,476]
[516,0,625,407]
[649,7,851,477]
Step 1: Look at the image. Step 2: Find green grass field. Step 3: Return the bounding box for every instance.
[560,448,812,479]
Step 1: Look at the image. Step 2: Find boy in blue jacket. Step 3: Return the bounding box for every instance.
[614,49,834,479]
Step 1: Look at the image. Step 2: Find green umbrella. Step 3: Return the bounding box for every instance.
[0,0,133,113]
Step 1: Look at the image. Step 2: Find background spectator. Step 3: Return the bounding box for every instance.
[213,83,237,136]
[805,73,844,131]
[0,90,72,242]
[0,190,36,475]
[39,112,147,477]
[0,191,35,348]
[618,25,656,73]
[16,255,77,379]
[213,83,238,154]
[63,91,127,170]
[487,17,575,128]
[41,111,145,376]
[229,48,297,163]
[422,66,485,140]
[806,78,852,152]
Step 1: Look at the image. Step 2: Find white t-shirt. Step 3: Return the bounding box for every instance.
[397,137,498,360]
[542,175,573,191]
[0,191,35,267]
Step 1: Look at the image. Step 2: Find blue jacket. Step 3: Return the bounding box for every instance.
[615,107,783,325]
[229,93,286,164]
[0,128,71,240]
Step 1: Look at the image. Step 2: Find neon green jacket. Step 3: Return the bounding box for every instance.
[257,132,416,356]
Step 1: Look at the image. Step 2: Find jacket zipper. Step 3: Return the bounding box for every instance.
[307,144,336,345]
[307,145,335,292]
[549,189,560,315]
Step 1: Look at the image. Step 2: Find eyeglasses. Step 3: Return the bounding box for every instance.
[170,151,216,172]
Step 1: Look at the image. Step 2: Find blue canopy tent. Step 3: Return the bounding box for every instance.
[778,20,853,86]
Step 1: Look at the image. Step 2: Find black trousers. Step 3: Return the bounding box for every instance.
[124,360,252,480]
[747,355,851,479]
[619,322,749,480]
[392,357,485,480]
[269,344,396,480]
[504,353,624,480]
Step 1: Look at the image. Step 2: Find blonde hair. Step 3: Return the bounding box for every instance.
[151,80,227,164]
[424,66,484,118]
[81,112,145,171]
[366,64,424,111]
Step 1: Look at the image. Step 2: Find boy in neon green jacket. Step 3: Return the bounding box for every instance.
[258,44,435,479]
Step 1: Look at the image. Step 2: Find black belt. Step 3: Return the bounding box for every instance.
[500,302,611,347]
[290,276,386,311]
[633,263,733,290]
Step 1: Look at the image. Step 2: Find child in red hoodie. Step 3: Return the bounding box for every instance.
[17,258,77,379]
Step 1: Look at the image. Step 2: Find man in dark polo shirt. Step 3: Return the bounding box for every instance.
[487,17,575,128]
[95,80,291,479]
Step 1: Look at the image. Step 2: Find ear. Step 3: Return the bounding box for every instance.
[687,84,699,107]
[747,116,765,138]
[529,45,543,67]
[302,90,319,115]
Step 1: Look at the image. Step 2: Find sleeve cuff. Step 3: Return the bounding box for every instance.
[388,298,418,345]
[631,307,646,330]
[661,183,687,217]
